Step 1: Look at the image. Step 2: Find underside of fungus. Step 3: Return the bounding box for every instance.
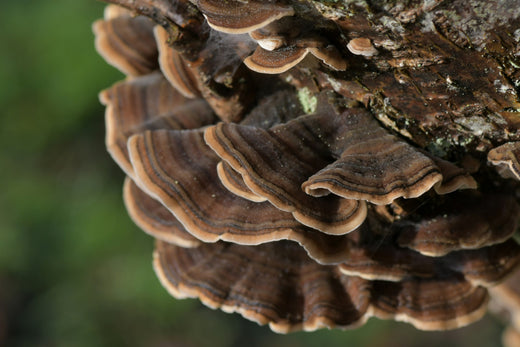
[94,0,520,337]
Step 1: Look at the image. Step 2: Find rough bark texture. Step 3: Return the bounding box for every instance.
[104,0,520,160]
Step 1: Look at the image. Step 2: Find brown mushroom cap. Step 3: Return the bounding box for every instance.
[446,240,520,286]
[154,26,201,98]
[127,128,369,264]
[214,90,311,203]
[397,192,520,256]
[244,45,310,74]
[429,154,478,194]
[299,109,443,205]
[123,177,201,247]
[99,72,215,178]
[244,44,347,74]
[204,119,367,235]
[206,107,442,211]
[248,18,298,51]
[338,225,439,282]
[155,239,489,332]
[103,4,132,20]
[93,2,520,336]
[93,15,158,76]
[339,220,520,285]
[488,142,520,180]
[216,161,267,202]
[347,38,378,57]
[154,239,371,333]
[128,129,305,244]
[250,32,286,51]
[197,0,295,34]
[307,46,348,71]
[371,276,488,331]
[245,17,346,72]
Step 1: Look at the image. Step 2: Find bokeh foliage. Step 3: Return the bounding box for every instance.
[0,1,507,346]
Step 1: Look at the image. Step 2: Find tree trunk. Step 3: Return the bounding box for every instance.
[105,0,520,162]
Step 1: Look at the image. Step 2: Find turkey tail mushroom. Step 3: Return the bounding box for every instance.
[154,240,490,332]
[123,177,201,248]
[216,161,267,202]
[396,192,520,256]
[154,26,201,98]
[99,72,215,178]
[94,0,520,339]
[244,46,310,74]
[244,43,346,74]
[127,128,368,264]
[93,12,158,76]
[204,117,367,235]
[197,0,295,34]
[488,142,520,180]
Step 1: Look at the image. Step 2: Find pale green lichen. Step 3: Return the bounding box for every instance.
[455,135,475,147]
[308,0,371,19]
[427,134,476,158]
[298,87,318,114]
[427,137,451,158]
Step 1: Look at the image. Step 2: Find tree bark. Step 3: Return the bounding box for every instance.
[104,0,520,165]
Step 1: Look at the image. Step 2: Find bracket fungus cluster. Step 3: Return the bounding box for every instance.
[94,0,520,340]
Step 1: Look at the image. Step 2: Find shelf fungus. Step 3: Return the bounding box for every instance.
[243,18,347,73]
[347,38,378,57]
[488,142,520,181]
[197,0,295,34]
[94,0,520,340]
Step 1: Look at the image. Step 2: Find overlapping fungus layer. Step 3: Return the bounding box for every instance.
[94,0,520,335]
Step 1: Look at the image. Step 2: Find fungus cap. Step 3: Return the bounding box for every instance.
[197,0,295,34]
[93,15,158,76]
[347,38,378,57]
[488,142,520,180]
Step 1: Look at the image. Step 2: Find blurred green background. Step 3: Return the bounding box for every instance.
[0,1,508,346]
